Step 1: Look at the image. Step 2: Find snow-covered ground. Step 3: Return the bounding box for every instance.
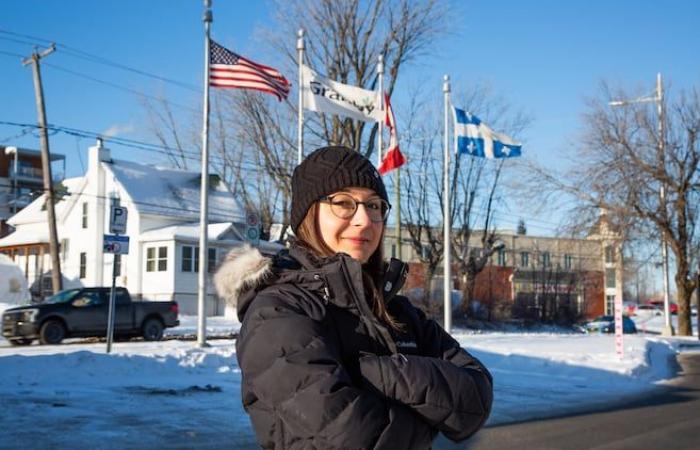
[1,302,699,449]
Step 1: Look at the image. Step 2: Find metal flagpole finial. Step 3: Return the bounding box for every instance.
[297,29,305,50]
[203,0,212,22]
[378,54,384,74]
[443,74,450,93]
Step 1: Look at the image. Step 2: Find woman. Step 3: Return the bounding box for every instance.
[215,146,493,449]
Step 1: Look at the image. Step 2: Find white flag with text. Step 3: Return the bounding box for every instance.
[302,64,382,122]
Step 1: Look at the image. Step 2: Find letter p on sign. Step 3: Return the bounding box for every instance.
[110,206,128,234]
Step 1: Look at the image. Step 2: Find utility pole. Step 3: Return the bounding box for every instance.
[22,44,62,294]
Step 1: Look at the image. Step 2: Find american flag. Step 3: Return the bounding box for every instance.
[209,40,290,101]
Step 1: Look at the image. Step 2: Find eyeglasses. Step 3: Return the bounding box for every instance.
[320,193,391,222]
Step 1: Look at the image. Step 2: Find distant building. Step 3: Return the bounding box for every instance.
[0,140,276,315]
[0,145,65,237]
[384,218,623,321]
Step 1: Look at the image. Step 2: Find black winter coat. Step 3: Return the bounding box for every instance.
[214,244,493,449]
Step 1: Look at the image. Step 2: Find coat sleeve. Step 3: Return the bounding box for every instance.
[236,291,435,450]
[359,301,493,442]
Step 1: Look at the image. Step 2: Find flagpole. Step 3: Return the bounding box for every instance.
[443,74,452,333]
[297,29,305,165]
[197,0,213,348]
[377,54,384,164]
[394,167,401,260]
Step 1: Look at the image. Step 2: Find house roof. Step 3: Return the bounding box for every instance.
[6,157,246,227]
[0,227,48,246]
[105,159,245,223]
[7,177,85,226]
[139,222,240,242]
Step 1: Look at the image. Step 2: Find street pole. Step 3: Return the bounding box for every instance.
[197,0,213,348]
[609,74,674,336]
[297,29,305,165]
[22,44,62,294]
[394,168,401,261]
[657,73,674,337]
[377,54,384,165]
[443,75,452,333]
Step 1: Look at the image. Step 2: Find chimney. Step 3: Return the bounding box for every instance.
[88,138,111,174]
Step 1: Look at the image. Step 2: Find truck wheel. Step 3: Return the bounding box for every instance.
[9,338,33,346]
[142,318,164,341]
[40,320,66,345]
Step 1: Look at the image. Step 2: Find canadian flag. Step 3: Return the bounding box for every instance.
[378,92,407,175]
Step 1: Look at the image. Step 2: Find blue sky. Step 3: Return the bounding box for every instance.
[2,0,699,237]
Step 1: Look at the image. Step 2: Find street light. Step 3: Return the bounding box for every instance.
[4,146,18,214]
[609,73,674,336]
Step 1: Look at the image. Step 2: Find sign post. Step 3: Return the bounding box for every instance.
[614,292,624,359]
[105,205,128,353]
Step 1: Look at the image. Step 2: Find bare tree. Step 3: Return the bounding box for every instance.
[400,83,530,316]
[449,88,531,315]
[267,0,453,159]
[523,81,700,336]
[401,93,444,310]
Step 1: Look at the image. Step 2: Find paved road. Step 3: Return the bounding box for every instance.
[436,351,700,450]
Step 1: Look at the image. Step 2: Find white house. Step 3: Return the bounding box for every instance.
[0,140,275,315]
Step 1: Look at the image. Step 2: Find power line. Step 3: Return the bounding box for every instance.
[0,122,564,234]
[0,29,200,92]
[43,62,201,114]
[0,48,25,58]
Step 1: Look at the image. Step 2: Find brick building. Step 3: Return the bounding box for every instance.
[384,218,622,321]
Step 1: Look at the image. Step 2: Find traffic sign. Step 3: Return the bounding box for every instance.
[103,234,130,255]
[245,211,260,246]
[110,206,128,234]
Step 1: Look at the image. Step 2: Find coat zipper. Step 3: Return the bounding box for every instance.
[338,258,398,354]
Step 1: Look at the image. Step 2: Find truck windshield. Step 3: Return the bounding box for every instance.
[44,289,82,304]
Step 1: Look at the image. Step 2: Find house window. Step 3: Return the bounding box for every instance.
[541,252,551,268]
[181,246,217,273]
[82,202,88,229]
[605,245,615,263]
[606,295,615,315]
[181,245,194,272]
[208,248,217,273]
[497,248,506,266]
[61,239,69,262]
[520,251,529,267]
[146,246,168,272]
[605,268,616,288]
[79,252,87,279]
[564,254,573,270]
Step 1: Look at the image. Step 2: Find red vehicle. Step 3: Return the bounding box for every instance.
[646,300,678,315]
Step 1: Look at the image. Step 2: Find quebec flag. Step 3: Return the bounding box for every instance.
[453,107,522,159]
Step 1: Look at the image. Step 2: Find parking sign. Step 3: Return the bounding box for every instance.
[110,206,128,234]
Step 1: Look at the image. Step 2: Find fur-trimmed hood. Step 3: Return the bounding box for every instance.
[214,242,409,322]
[213,244,274,308]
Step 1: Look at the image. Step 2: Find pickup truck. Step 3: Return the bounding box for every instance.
[2,287,179,345]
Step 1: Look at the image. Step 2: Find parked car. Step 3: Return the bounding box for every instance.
[646,300,678,315]
[2,287,179,345]
[633,304,663,318]
[583,315,637,334]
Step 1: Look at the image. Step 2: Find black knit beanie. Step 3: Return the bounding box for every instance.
[291,146,389,233]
